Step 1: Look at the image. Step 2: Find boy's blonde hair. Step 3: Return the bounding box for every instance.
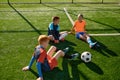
[38,35,50,44]
[78,14,83,18]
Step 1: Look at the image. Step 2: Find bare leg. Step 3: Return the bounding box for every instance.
[47,46,56,57]
[79,35,87,42]
[53,50,65,60]
[83,33,90,38]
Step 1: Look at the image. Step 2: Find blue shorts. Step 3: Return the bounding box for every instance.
[41,59,51,72]
[76,32,85,39]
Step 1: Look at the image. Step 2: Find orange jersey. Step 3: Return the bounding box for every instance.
[73,20,86,32]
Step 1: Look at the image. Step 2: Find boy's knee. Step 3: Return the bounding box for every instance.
[58,50,64,56]
[58,50,63,53]
[51,46,57,50]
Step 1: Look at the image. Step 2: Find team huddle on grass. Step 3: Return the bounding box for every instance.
[22,14,98,80]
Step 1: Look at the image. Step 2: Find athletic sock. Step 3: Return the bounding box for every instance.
[87,37,93,45]
[59,32,68,40]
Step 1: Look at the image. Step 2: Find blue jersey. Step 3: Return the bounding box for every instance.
[48,22,60,40]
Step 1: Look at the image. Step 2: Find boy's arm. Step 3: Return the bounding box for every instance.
[36,62,43,79]
[22,56,35,71]
[28,56,35,69]
[70,24,75,34]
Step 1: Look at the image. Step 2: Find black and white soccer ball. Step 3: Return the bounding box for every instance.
[81,51,92,63]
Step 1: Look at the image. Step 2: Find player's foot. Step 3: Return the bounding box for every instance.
[89,42,97,48]
[70,53,79,60]
[63,47,69,54]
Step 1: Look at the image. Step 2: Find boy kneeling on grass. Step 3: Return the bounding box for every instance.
[48,16,69,44]
[22,35,78,80]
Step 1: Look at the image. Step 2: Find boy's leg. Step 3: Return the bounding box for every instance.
[59,31,68,40]
[53,50,65,60]
[53,50,79,60]
[79,35,87,41]
[47,46,57,57]
[84,33,97,48]
[76,32,87,41]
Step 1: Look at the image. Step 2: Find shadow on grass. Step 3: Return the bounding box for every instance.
[49,40,76,54]
[29,60,104,80]
[0,29,70,33]
[84,62,104,75]
[69,60,90,80]
[91,37,118,57]
[30,67,67,80]
[30,69,39,78]
[7,0,41,35]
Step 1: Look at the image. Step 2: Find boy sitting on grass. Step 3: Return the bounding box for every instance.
[71,14,97,48]
[22,35,78,80]
[48,16,69,44]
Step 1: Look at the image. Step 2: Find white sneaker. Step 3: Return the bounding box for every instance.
[89,42,97,48]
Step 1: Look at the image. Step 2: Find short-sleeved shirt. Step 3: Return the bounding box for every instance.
[73,20,86,33]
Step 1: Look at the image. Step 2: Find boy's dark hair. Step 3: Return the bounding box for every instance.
[52,16,60,21]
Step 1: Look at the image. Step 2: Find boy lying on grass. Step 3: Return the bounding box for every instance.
[22,35,78,80]
[71,14,97,48]
[48,16,69,44]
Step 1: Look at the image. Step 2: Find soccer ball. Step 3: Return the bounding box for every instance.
[81,51,92,63]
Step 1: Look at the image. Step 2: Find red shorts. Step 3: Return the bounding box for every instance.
[47,55,58,70]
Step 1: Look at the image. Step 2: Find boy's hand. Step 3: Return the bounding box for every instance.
[36,77,43,80]
[70,28,75,34]
[22,66,29,71]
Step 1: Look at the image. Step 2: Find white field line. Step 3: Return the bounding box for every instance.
[64,8,74,25]
[63,8,120,36]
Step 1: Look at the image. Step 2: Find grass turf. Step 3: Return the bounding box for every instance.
[0,1,120,80]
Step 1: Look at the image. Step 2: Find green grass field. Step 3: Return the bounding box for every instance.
[0,0,120,80]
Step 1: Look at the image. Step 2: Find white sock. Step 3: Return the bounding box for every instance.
[59,32,68,40]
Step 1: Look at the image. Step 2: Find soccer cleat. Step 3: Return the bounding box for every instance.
[70,53,79,60]
[63,47,69,54]
[89,42,97,48]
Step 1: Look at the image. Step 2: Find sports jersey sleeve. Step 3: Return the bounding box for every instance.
[83,20,86,26]
[49,23,54,30]
[28,56,35,69]
[36,62,43,77]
